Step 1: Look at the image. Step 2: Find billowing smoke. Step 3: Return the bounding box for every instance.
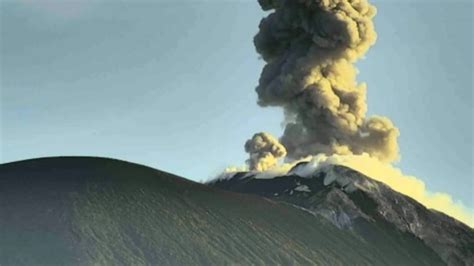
[245,132,287,171]
[246,0,400,163]
[238,0,473,228]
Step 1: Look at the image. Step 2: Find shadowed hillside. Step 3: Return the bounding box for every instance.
[0,157,444,265]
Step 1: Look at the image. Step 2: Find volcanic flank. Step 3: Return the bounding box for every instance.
[210,163,474,266]
[0,157,460,265]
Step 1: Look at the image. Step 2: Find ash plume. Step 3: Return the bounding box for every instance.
[245,132,287,171]
[238,0,474,228]
[250,0,400,162]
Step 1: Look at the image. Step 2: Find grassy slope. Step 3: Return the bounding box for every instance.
[0,157,443,265]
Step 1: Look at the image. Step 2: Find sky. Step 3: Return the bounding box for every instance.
[0,0,472,209]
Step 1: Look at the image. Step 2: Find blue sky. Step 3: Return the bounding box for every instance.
[1,0,472,208]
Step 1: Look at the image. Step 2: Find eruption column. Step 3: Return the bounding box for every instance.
[246,0,400,164]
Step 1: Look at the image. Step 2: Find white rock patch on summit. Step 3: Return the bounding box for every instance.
[294,185,311,192]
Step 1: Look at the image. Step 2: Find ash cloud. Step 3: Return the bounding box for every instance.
[237,0,474,228]
[245,132,287,171]
[251,0,400,163]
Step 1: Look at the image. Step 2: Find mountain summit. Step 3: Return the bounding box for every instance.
[210,163,474,265]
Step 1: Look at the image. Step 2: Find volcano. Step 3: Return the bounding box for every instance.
[0,157,471,265]
[210,163,474,265]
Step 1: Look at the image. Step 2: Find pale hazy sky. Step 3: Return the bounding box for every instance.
[1,0,472,208]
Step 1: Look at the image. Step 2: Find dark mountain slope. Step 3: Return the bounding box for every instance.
[210,164,474,266]
[0,157,445,265]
